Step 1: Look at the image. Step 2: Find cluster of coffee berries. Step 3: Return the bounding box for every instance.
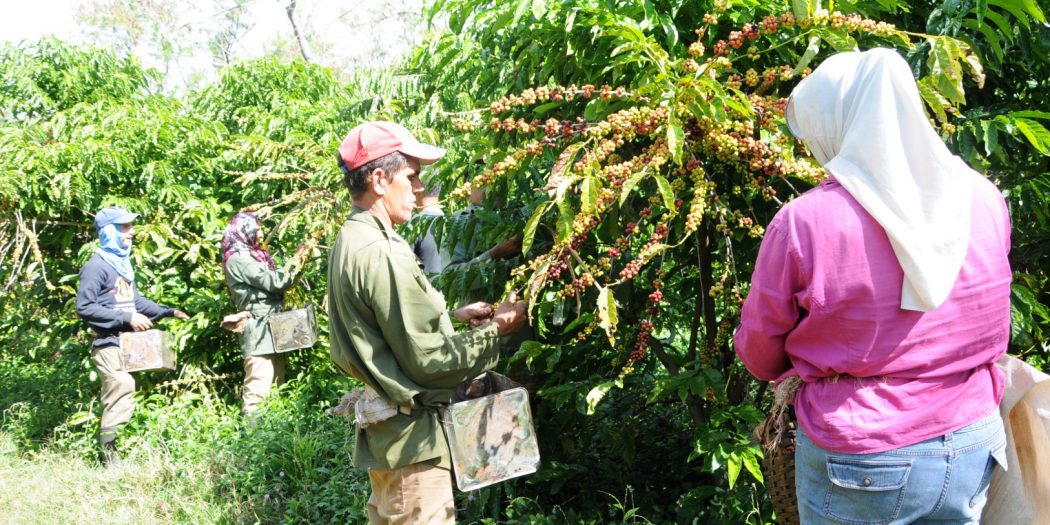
[748,94,789,131]
[647,278,664,316]
[547,258,568,279]
[728,31,745,50]
[602,139,668,188]
[562,271,598,298]
[573,138,624,173]
[451,118,477,132]
[743,23,761,40]
[685,169,712,234]
[696,121,811,193]
[487,84,641,115]
[618,260,641,281]
[744,68,760,87]
[586,106,671,142]
[730,282,749,308]
[575,320,599,342]
[760,15,778,34]
[629,319,656,361]
[730,215,764,238]
[566,224,592,251]
[724,10,898,53]
[489,117,538,134]
[698,10,902,88]
[16,225,54,291]
[616,222,669,283]
[648,288,663,303]
[543,118,562,135]
[688,40,705,57]
[539,117,592,141]
[602,154,644,186]
[450,144,543,199]
[516,252,552,279]
[712,40,728,56]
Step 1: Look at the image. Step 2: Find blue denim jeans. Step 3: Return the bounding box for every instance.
[795,412,1006,525]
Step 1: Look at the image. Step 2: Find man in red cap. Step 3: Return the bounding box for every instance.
[328,121,527,523]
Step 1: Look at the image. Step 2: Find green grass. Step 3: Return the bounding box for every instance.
[0,359,373,525]
[0,432,226,525]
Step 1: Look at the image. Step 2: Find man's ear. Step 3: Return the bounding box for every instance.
[370,168,387,196]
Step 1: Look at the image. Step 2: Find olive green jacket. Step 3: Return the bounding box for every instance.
[224,252,295,357]
[328,207,501,470]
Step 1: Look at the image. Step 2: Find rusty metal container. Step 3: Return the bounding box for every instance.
[268,304,317,353]
[441,373,540,491]
[119,329,175,373]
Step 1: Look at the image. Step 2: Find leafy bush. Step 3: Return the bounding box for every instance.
[1,0,1047,522]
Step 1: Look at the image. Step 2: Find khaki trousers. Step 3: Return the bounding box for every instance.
[367,462,455,524]
[91,345,136,437]
[242,353,286,413]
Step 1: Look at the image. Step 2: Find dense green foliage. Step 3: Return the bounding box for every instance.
[0,0,1047,523]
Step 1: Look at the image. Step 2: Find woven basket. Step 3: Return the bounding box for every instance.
[755,378,801,525]
[760,417,799,524]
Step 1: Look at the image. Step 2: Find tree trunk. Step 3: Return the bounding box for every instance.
[284,0,312,62]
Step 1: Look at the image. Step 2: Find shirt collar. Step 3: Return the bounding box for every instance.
[348,206,409,245]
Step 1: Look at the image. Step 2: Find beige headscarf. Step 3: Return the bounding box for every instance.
[786,48,981,311]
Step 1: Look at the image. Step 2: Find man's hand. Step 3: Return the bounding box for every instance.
[130,312,154,331]
[172,310,190,320]
[490,292,526,336]
[293,243,310,263]
[453,302,494,326]
[488,235,522,260]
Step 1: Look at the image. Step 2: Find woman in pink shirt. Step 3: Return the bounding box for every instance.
[735,48,1010,524]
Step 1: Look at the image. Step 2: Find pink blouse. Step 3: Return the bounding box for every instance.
[735,177,1012,453]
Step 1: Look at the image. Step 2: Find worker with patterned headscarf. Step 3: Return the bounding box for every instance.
[221,211,307,415]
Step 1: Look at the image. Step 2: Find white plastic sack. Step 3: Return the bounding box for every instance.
[354,386,398,429]
[982,355,1050,524]
[220,311,252,333]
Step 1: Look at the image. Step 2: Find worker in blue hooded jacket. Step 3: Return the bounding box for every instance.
[75,206,189,466]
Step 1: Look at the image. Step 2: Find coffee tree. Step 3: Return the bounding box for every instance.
[406,0,1047,520]
[1,0,1047,522]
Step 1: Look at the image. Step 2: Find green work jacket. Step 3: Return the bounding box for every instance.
[224,252,295,357]
[327,207,501,470]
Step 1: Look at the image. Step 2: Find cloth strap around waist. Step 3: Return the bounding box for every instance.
[364,385,414,416]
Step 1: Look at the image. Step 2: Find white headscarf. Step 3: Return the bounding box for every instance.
[786,48,980,311]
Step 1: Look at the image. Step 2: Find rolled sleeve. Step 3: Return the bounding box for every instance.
[735,221,804,381]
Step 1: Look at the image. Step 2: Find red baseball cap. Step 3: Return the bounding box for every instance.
[338,121,446,171]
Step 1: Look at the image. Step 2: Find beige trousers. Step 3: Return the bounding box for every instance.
[367,462,455,524]
[91,345,136,436]
[242,353,286,413]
